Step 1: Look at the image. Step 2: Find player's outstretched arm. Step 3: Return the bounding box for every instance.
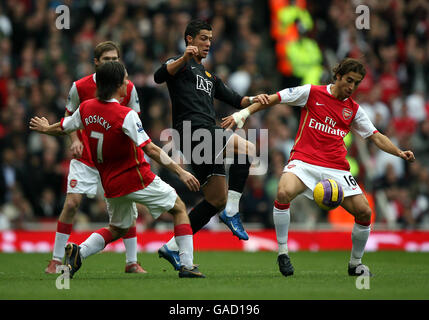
[143,142,200,192]
[221,93,280,129]
[29,117,67,136]
[369,132,415,162]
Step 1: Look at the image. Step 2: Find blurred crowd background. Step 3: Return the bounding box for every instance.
[0,0,428,231]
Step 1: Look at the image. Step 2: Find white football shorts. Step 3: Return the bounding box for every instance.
[283,160,363,200]
[67,159,102,197]
[105,176,178,229]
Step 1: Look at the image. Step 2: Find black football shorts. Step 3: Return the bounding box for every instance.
[175,125,234,186]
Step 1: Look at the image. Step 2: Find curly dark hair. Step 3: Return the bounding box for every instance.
[332,58,366,81]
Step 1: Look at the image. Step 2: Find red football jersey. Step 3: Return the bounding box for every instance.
[65,73,140,168]
[277,84,377,170]
[61,98,154,198]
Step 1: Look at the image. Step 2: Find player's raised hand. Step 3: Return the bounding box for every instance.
[178,169,200,192]
[29,116,49,132]
[183,45,199,61]
[399,150,415,162]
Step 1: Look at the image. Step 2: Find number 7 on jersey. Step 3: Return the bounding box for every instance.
[90,131,104,163]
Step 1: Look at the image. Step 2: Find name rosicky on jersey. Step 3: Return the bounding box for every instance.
[84,115,112,131]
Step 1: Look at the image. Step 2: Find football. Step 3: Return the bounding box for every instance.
[313,179,344,210]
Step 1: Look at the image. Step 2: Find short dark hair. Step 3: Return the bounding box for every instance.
[332,58,366,80]
[184,19,212,45]
[96,61,126,100]
[94,41,121,60]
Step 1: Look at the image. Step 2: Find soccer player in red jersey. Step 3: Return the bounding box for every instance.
[30,61,204,278]
[45,41,146,274]
[222,58,415,277]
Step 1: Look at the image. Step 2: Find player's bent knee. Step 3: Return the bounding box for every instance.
[169,197,186,216]
[356,206,372,224]
[276,189,293,204]
[63,194,82,215]
[207,196,227,210]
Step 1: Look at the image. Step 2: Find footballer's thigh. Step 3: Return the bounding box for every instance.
[341,194,372,224]
[276,172,308,204]
[105,196,138,230]
[61,160,102,222]
[125,176,179,221]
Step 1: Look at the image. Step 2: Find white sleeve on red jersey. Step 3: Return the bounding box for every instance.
[127,85,141,113]
[122,110,151,147]
[61,107,83,133]
[65,82,80,114]
[351,106,378,139]
[276,84,311,106]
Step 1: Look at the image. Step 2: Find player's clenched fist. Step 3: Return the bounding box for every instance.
[399,150,415,162]
[183,45,199,61]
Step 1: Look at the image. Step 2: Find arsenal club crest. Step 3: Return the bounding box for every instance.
[342,108,353,120]
[70,179,77,188]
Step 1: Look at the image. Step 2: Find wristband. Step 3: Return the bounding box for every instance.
[249,96,256,104]
[232,108,250,129]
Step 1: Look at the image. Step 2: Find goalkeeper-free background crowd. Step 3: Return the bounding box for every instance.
[0,0,428,230]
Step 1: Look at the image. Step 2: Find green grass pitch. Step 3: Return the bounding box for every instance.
[1,251,428,300]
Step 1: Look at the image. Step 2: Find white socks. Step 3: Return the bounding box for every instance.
[79,233,106,259]
[122,226,138,264]
[123,238,137,265]
[350,222,371,267]
[79,228,112,259]
[165,235,194,268]
[53,222,73,261]
[273,201,291,255]
[53,232,70,261]
[175,235,194,269]
[173,224,194,269]
[165,237,179,252]
[224,190,241,217]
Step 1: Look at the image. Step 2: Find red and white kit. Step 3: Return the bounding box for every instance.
[277,84,378,199]
[65,73,140,196]
[61,98,177,228]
